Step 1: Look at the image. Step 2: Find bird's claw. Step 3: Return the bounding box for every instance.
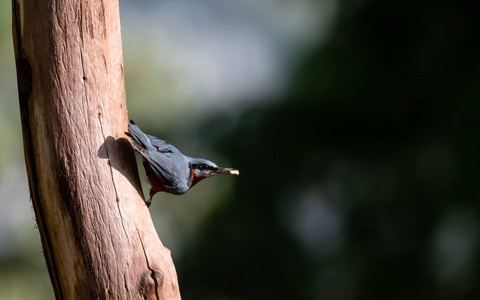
[145,197,152,207]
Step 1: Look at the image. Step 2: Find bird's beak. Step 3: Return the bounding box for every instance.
[214,167,239,175]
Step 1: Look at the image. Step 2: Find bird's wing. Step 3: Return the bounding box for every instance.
[146,151,191,194]
[147,151,175,182]
[147,135,177,153]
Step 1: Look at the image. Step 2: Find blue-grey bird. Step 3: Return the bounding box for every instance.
[126,120,239,206]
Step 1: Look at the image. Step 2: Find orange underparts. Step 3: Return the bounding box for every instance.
[189,169,207,190]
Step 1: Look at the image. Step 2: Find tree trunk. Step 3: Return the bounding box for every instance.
[12,0,181,299]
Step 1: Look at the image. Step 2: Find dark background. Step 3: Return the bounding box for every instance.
[1,0,479,299]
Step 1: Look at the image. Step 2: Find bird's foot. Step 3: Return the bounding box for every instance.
[145,197,152,207]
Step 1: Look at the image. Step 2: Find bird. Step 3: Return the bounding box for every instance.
[125,120,239,207]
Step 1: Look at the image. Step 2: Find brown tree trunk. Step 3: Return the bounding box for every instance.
[12,0,181,299]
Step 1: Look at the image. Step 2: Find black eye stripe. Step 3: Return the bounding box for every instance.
[192,164,214,171]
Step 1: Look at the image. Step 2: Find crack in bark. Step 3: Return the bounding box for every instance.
[79,1,88,84]
[136,226,160,300]
[97,115,129,243]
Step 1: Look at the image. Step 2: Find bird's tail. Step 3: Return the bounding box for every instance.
[126,120,153,151]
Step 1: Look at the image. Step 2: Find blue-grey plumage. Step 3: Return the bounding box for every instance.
[126,120,239,206]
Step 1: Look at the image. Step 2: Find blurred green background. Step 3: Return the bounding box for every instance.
[1,0,480,299]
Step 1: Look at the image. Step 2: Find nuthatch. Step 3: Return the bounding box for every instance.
[126,120,239,206]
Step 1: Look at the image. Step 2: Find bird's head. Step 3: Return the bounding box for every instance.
[189,158,239,179]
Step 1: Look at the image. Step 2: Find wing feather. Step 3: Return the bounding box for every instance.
[146,150,191,195]
[147,135,176,153]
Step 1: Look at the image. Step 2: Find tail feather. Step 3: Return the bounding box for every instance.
[126,120,153,150]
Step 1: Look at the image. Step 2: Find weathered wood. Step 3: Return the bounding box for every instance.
[12,0,181,299]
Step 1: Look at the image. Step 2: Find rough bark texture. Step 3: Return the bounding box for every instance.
[12,0,181,299]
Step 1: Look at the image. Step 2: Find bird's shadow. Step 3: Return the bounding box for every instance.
[98,136,145,200]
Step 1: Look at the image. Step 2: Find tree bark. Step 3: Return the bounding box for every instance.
[12,0,181,299]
